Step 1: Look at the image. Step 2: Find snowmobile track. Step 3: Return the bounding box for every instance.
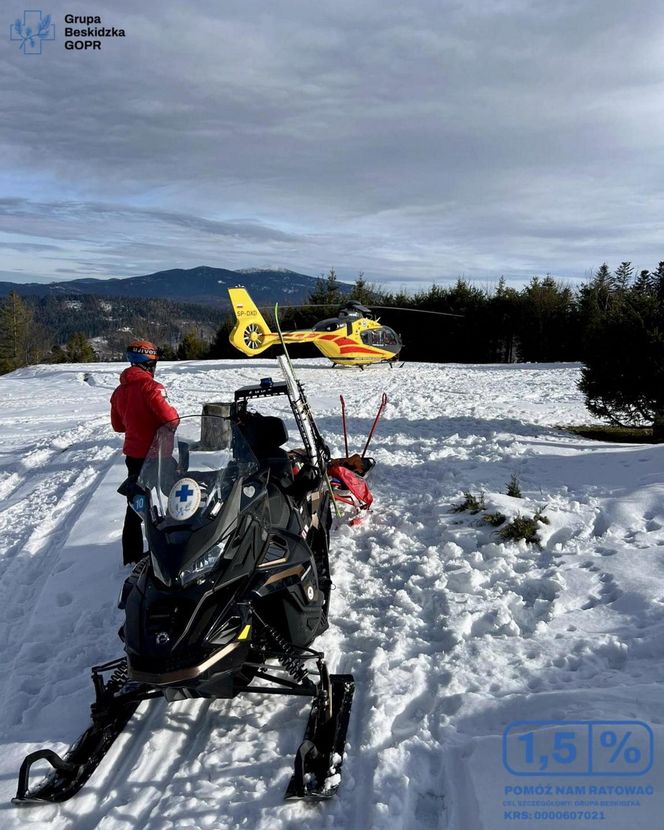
[0,450,117,723]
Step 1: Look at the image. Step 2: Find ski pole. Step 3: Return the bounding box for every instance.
[361,392,388,458]
[340,395,349,457]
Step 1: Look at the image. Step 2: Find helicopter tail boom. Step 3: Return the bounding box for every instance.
[228,287,280,355]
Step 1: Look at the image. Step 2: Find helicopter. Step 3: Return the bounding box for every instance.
[227,286,461,367]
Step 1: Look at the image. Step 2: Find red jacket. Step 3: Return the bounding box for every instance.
[110,367,180,458]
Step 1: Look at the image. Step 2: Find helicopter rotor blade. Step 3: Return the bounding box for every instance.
[254,303,464,318]
[255,304,340,311]
[370,306,464,318]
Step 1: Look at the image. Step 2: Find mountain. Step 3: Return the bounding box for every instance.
[0,266,349,306]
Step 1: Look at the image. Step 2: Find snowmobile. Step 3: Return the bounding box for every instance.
[13,358,354,805]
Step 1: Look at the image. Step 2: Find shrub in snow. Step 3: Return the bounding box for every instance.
[482,511,506,527]
[506,474,522,498]
[453,491,485,514]
[498,513,548,546]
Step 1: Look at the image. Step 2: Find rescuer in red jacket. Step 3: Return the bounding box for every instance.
[110,340,179,564]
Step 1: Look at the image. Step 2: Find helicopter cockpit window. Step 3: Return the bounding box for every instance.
[139,416,259,523]
[360,327,398,347]
[382,327,398,346]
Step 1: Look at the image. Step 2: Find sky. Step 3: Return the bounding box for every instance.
[2,0,664,289]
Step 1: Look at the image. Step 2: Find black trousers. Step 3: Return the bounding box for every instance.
[122,456,145,565]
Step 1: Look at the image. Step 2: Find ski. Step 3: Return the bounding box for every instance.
[340,395,349,457]
[14,703,141,804]
[13,659,156,805]
[285,669,355,800]
[273,304,355,798]
[362,392,388,458]
[274,304,341,517]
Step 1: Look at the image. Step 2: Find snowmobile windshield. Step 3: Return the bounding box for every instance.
[138,414,259,525]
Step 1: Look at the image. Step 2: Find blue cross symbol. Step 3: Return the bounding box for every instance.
[10,10,55,54]
[175,484,194,503]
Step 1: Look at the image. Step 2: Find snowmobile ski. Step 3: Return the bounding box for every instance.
[13,659,152,804]
[13,705,139,804]
[285,670,355,800]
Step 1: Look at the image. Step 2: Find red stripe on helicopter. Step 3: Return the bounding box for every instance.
[339,345,382,355]
[325,335,359,346]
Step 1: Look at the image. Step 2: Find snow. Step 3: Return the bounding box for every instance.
[1,359,663,829]
[234,267,297,275]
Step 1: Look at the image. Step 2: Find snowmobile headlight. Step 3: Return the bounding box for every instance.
[179,543,224,586]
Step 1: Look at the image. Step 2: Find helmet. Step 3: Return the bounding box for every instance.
[127,339,159,366]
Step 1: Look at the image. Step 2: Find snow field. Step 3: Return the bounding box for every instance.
[0,360,663,829]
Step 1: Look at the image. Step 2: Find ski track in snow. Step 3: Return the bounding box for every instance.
[1,360,664,829]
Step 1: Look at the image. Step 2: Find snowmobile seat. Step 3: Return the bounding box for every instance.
[239,413,293,482]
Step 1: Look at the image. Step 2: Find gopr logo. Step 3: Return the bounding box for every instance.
[10,10,55,54]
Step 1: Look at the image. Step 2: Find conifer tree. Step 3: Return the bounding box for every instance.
[308,269,344,306]
[653,261,664,301]
[579,274,664,439]
[0,291,34,373]
[633,270,653,294]
[349,273,381,305]
[613,261,634,291]
[177,331,208,359]
[518,276,576,361]
[207,320,236,359]
[65,332,97,363]
[158,343,177,361]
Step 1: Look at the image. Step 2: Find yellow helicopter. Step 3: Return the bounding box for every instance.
[228,287,398,366]
[228,286,460,367]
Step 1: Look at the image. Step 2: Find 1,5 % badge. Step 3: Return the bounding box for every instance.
[503,720,653,776]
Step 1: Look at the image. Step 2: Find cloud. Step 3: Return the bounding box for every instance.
[0,240,63,253]
[1,0,664,286]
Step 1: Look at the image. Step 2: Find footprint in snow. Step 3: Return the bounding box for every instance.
[514,577,560,606]
[598,572,622,603]
[582,573,622,610]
